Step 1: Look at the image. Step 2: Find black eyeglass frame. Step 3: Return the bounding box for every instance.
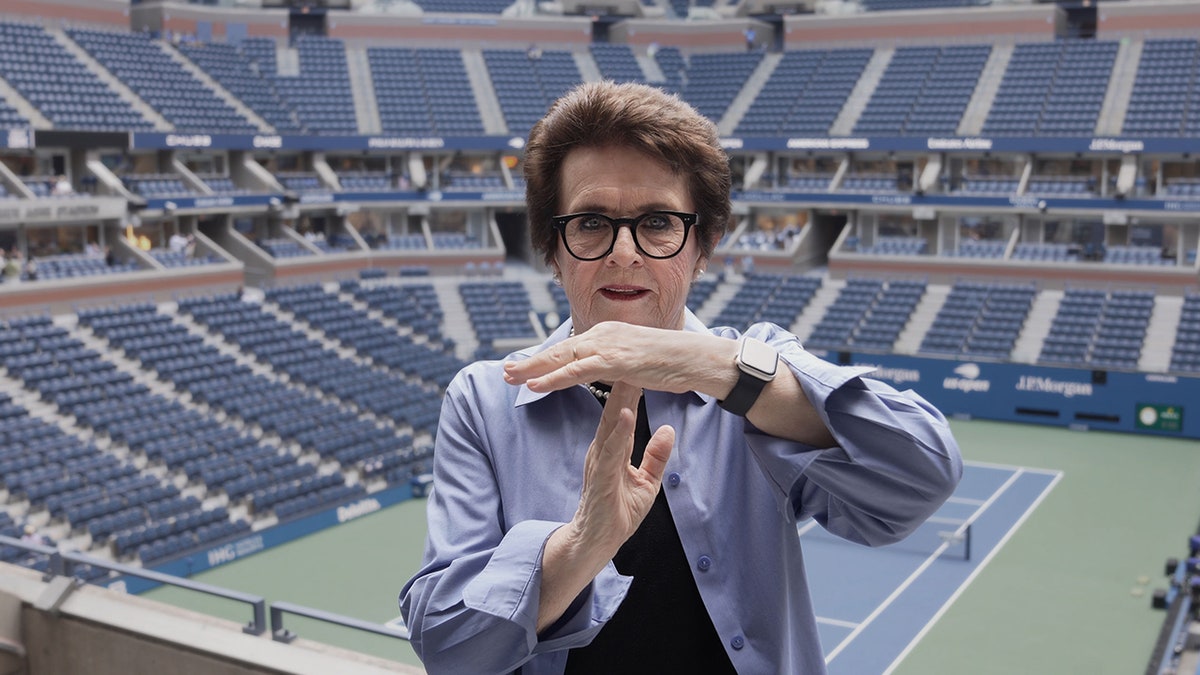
[550,210,699,261]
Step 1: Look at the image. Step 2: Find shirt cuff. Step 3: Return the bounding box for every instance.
[461,520,633,653]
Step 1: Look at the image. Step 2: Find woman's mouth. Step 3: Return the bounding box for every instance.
[599,286,648,300]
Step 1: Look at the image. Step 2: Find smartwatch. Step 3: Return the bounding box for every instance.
[718,337,778,416]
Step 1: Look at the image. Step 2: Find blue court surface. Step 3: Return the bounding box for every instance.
[801,461,1061,674]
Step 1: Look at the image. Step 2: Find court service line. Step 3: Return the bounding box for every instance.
[797,520,821,537]
[817,616,862,629]
[881,468,1063,675]
[824,467,1027,666]
[963,458,1059,476]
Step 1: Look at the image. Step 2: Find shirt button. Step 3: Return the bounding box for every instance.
[667,472,681,488]
[731,635,745,650]
[697,555,712,571]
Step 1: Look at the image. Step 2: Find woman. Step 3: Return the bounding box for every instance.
[400,81,962,674]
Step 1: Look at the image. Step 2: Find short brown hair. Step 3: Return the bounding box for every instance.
[524,81,731,266]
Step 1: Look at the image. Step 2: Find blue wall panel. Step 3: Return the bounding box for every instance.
[820,352,1198,439]
[108,483,414,595]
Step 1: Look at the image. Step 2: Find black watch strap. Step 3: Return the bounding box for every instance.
[718,369,769,416]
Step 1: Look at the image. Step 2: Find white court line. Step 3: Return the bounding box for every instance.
[963,458,1060,476]
[946,496,985,506]
[797,519,820,537]
[817,616,861,629]
[824,466,1027,666]
[881,468,1063,675]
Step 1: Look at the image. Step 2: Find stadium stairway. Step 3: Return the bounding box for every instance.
[830,47,893,137]
[894,283,949,355]
[261,287,376,367]
[345,45,382,135]
[693,275,742,326]
[791,277,843,344]
[276,42,300,76]
[68,313,189,407]
[718,52,781,136]
[957,42,1013,137]
[518,272,560,331]
[0,76,48,129]
[573,50,603,83]
[1010,289,1061,364]
[52,27,168,131]
[166,40,272,133]
[462,49,509,136]
[637,51,667,83]
[1096,37,1142,136]
[427,276,480,360]
[1140,295,1183,372]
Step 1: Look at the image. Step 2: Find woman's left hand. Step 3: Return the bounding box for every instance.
[503,321,736,396]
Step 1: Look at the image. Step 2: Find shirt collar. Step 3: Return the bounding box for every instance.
[513,310,710,408]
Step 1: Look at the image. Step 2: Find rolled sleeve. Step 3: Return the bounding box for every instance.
[742,322,963,546]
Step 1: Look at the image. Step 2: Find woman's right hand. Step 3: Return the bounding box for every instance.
[536,381,675,632]
[567,381,675,556]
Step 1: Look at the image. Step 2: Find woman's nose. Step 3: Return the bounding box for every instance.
[608,225,641,265]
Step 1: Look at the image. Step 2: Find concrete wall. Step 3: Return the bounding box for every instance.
[0,564,423,675]
[781,4,1059,48]
[0,0,130,29]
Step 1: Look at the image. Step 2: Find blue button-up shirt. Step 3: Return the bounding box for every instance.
[401,312,962,674]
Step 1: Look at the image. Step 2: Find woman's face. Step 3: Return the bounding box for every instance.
[553,144,708,334]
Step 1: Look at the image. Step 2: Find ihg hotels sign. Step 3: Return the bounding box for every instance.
[1135,403,1183,432]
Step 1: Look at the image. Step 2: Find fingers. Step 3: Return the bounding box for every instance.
[502,337,589,389]
[587,381,637,467]
[591,383,634,453]
[599,383,674,487]
[638,425,675,484]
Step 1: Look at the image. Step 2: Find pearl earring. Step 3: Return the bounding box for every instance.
[552,273,562,286]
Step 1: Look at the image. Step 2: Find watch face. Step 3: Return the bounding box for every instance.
[740,338,778,379]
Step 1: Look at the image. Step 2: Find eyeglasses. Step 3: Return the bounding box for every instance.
[551,211,698,261]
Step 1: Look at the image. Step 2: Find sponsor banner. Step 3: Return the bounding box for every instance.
[836,353,1200,439]
[1135,403,1183,432]
[298,193,335,205]
[122,133,1200,157]
[0,197,125,225]
[107,482,414,595]
[130,133,527,152]
[143,195,275,211]
[732,190,1200,214]
[724,136,1191,155]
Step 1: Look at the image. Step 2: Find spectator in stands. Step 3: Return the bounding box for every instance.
[20,524,45,546]
[3,248,21,283]
[168,230,188,254]
[400,81,962,675]
[51,175,73,197]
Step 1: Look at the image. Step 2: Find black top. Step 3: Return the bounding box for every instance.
[563,387,736,674]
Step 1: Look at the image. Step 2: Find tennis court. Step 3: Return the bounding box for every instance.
[144,418,1200,674]
[806,462,1059,674]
